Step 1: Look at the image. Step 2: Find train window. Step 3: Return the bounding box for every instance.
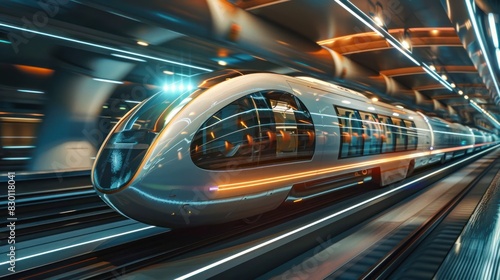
[404,120,418,150]
[190,91,315,170]
[391,117,407,151]
[335,107,363,158]
[378,115,395,153]
[358,111,383,155]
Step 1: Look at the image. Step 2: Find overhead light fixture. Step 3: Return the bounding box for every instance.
[441,74,447,80]
[0,22,212,72]
[396,105,404,109]
[163,70,174,75]
[464,95,469,99]
[125,100,141,104]
[431,29,439,35]
[111,53,146,62]
[488,13,499,48]
[218,60,228,66]
[342,100,351,104]
[372,2,385,27]
[451,82,456,88]
[17,89,44,94]
[401,29,412,51]
[422,64,453,91]
[137,40,149,46]
[93,78,124,84]
[458,90,464,95]
[371,97,379,102]
[429,64,436,71]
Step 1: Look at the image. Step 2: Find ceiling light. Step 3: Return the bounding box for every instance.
[401,40,411,50]
[372,2,384,27]
[341,100,351,104]
[429,64,436,71]
[458,90,464,95]
[431,29,439,35]
[111,53,146,62]
[373,16,384,27]
[137,40,149,46]
[371,97,379,102]
[396,105,404,109]
[441,74,447,80]
[464,95,469,99]
[451,82,456,88]
[163,70,174,75]
[402,29,411,51]
[17,89,44,94]
[162,84,169,91]
[488,13,498,48]
[93,78,123,84]
[218,60,227,66]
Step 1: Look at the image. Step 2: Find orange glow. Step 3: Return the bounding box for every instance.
[293,198,303,203]
[14,65,54,76]
[215,146,479,191]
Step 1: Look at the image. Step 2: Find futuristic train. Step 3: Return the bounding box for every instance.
[92,70,499,228]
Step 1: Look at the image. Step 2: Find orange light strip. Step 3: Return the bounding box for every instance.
[216,144,490,191]
[14,65,54,76]
[217,150,434,191]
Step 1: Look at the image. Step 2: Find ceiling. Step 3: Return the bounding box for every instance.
[0,1,499,158]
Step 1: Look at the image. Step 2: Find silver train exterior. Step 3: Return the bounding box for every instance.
[92,70,498,228]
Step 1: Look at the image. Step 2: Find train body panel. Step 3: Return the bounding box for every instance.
[92,71,499,228]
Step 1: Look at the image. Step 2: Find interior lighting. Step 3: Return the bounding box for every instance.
[111,53,146,62]
[162,84,169,91]
[163,70,174,75]
[458,90,464,95]
[464,95,469,99]
[451,82,456,88]
[372,2,384,27]
[0,39,11,44]
[137,40,149,46]
[401,29,412,51]
[497,49,500,70]
[218,60,228,66]
[93,78,123,84]
[429,64,436,71]
[371,97,379,102]
[488,13,499,48]
[441,74,448,80]
[17,89,44,94]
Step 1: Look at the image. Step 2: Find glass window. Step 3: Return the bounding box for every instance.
[404,120,418,150]
[190,91,315,170]
[359,111,383,155]
[392,117,407,151]
[336,107,363,158]
[378,115,395,153]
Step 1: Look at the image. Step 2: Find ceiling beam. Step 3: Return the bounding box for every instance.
[318,27,462,55]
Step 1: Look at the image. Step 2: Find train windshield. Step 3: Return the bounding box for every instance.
[93,70,252,192]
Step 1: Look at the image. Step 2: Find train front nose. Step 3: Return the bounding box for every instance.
[93,129,156,192]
